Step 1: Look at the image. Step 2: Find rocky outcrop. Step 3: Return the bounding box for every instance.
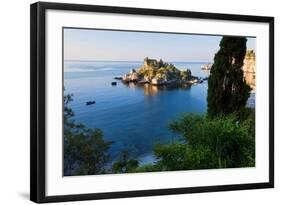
[201,63,212,70]
[242,50,256,90]
[121,57,200,86]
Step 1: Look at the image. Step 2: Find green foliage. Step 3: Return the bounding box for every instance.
[180,69,192,81]
[140,68,156,80]
[153,113,255,170]
[136,163,160,172]
[207,36,251,118]
[112,151,139,173]
[246,50,256,58]
[64,93,112,176]
[139,61,183,81]
[64,36,256,174]
[154,142,187,171]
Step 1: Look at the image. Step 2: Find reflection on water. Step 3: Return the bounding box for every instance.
[144,84,158,96]
[64,61,209,163]
[124,82,192,96]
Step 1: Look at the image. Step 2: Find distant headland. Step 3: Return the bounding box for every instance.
[117,57,206,86]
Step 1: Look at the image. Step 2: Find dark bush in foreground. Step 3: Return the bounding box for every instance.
[153,113,255,171]
[64,93,112,176]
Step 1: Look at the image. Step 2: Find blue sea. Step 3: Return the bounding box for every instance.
[64,61,210,164]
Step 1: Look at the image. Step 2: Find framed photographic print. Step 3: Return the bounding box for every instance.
[30,2,274,203]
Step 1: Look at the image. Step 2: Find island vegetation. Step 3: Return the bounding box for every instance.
[121,57,203,85]
[64,36,255,176]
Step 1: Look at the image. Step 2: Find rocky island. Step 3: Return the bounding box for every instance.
[120,57,202,86]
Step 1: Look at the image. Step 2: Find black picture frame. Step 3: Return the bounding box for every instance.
[30,1,274,203]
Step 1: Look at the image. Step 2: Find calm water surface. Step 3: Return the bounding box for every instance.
[64,61,210,163]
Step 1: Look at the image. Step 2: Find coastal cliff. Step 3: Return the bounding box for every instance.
[242,50,256,90]
[201,50,256,90]
[122,57,201,85]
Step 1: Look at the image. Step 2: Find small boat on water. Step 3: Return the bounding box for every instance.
[86,101,96,106]
[111,82,117,86]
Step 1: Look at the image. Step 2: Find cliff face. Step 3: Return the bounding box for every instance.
[242,50,256,90]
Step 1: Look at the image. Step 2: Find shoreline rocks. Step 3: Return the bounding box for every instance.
[201,63,212,70]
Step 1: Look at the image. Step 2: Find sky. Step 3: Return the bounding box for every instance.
[64,28,256,62]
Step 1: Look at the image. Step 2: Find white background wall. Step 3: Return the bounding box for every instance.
[0,0,279,204]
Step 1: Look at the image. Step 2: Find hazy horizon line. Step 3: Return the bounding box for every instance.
[64,59,213,63]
